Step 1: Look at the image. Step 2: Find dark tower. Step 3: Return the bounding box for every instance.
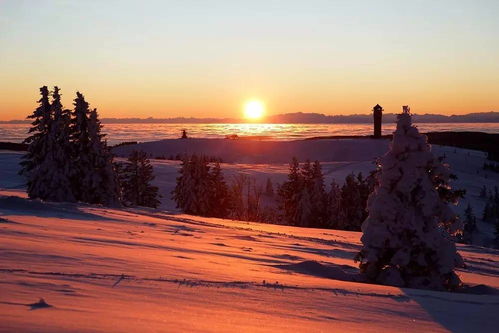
[373,104,383,138]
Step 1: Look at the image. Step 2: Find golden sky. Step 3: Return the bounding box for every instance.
[1,1,498,120]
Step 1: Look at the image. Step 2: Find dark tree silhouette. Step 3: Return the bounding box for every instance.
[120,150,160,208]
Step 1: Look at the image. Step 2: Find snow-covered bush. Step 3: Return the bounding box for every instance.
[356,106,463,290]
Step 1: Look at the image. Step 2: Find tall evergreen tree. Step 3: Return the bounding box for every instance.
[209,162,229,217]
[43,86,74,201]
[227,174,248,220]
[310,160,327,227]
[460,204,477,244]
[70,93,119,205]
[172,155,212,216]
[172,156,194,213]
[121,150,160,208]
[326,180,342,228]
[278,157,302,225]
[20,86,54,199]
[85,108,120,205]
[296,186,313,227]
[70,92,92,201]
[339,174,364,230]
[356,107,463,290]
[294,160,313,227]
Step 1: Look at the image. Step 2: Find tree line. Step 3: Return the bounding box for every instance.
[172,155,376,231]
[172,153,480,245]
[21,86,160,208]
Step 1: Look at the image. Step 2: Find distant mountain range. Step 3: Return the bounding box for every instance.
[2,111,499,124]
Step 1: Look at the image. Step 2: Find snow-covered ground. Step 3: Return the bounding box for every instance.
[1,139,499,332]
[1,189,498,332]
[113,138,391,163]
[113,139,499,247]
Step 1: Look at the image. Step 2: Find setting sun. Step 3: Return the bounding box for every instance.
[243,100,265,120]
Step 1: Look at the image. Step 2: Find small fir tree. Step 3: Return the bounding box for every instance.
[339,174,364,230]
[460,204,476,244]
[326,180,342,228]
[172,154,220,216]
[309,160,327,227]
[121,150,160,208]
[209,162,229,217]
[278,157,302,226]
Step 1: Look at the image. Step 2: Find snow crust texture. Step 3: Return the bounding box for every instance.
[1,189,499,332]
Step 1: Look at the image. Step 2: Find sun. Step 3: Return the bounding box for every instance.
[243,100,265,120]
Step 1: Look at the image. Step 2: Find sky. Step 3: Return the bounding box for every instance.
[0,0,498,120]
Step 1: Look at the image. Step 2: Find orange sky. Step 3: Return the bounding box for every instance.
[1,1,498,120]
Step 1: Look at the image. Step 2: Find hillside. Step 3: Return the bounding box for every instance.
[1,188,498,332]
[1,141,499,332]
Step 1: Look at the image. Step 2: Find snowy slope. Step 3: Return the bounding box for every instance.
[112,138,391,163]
[1,140,499,332]
[3,138,499,245]
[114,139,499,246]
[1,189,498,332]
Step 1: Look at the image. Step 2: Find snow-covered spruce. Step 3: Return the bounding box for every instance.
[44,87,75,201]
[356,106,463,290]
[119,150,160,208]
[70,92,120,205]
[20,86,74,201]
[20,86,53,199]
[326,180,342,228]
[172,155,229,217]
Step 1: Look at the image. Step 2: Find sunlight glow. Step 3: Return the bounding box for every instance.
[243,100,265,120]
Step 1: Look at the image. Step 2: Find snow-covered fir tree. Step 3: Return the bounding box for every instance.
[294,160,314,227]
[120,150,160,208]
[309,160,327,227]
[85,108,120,205]
[459,204,476,244]
[339,174,364,230]
[172,156,195,213]
[70,92,93,201]
[356,106,463,290]
[278,157,302,225]
[326,180,342,228]
[70,93,119,205]
[227,174,247,220]
[20,86,61,200]
[278,158,329,227]
[42,87,75,201]
[296,185,313,227]
[172,155,216,216]
[208,162,229,217]
[21,86,74,201]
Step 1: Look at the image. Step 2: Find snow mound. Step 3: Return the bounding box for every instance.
[274,260,362,282]
[461,284,499,296]
[0,195,115,221]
